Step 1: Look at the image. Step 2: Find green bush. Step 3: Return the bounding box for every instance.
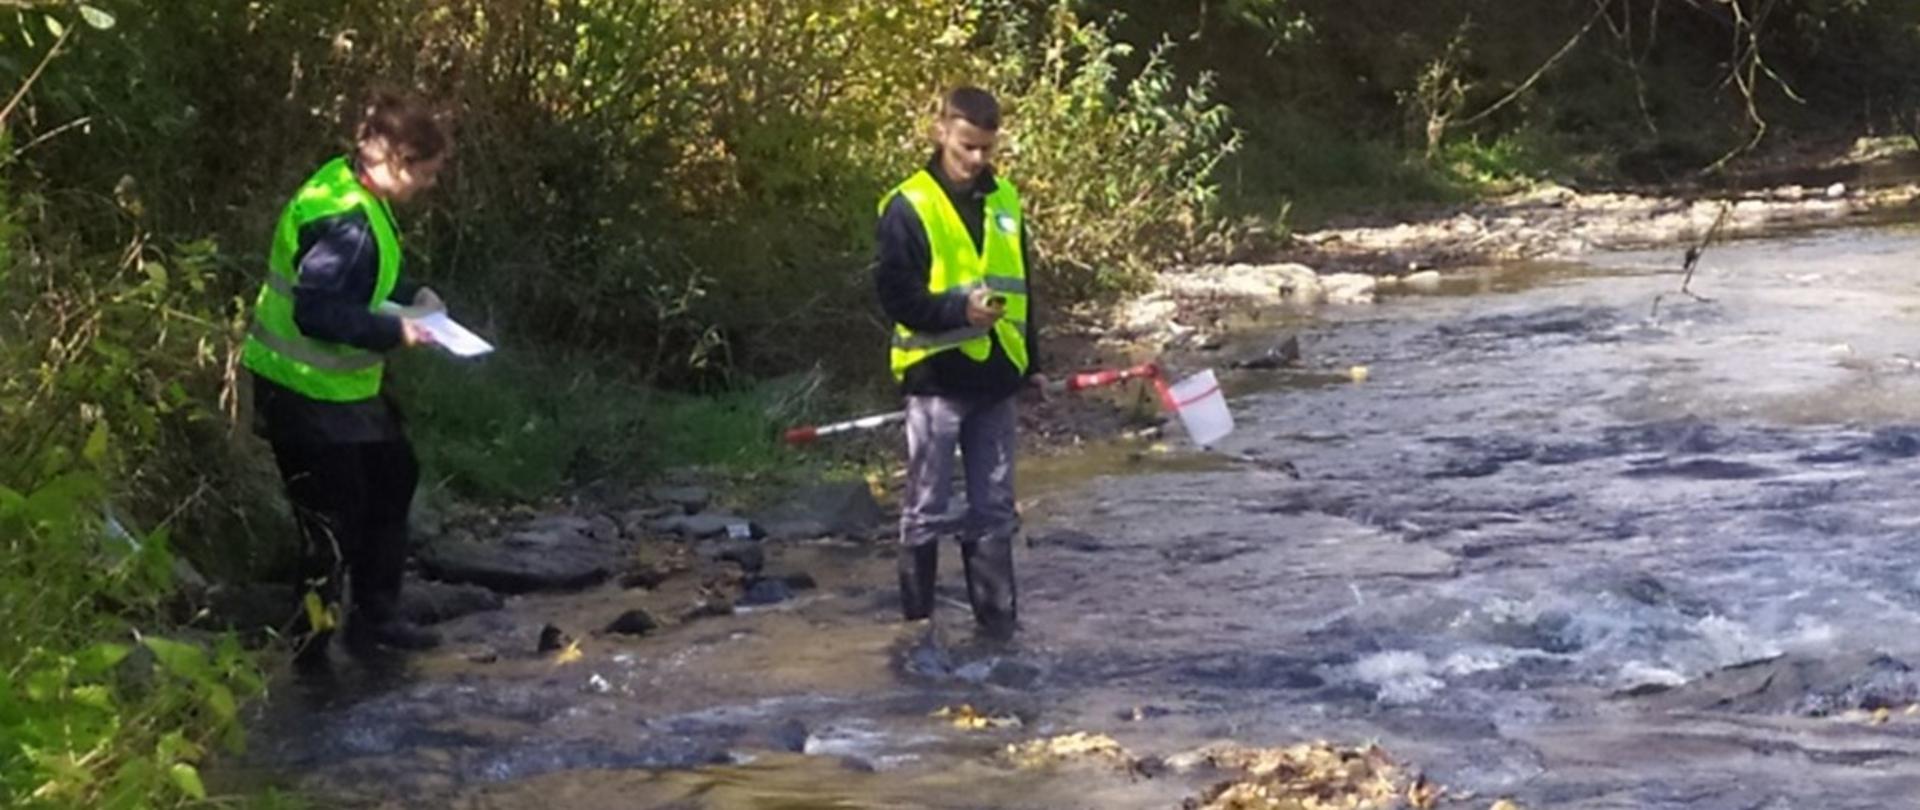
[988,0,1241,299]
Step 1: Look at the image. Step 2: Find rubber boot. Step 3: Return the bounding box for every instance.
[960,533,1017,639]
[898,541,939,621]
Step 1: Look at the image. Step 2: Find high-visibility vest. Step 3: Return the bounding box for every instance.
[240,157,401,402]
[882,169,1029,381]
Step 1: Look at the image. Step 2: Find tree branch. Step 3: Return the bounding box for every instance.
[1452,3,1607,130]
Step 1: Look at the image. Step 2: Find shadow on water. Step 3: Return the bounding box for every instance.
[233,225,1920,808]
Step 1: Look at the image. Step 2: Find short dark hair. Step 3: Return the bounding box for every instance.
[940,86,1001,131]
[355,89,449,162]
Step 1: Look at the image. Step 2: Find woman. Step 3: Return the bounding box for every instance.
[241,90,449,665]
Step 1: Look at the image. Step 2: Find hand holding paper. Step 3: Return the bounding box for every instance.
[379,300,494,357]
[410,311,493,357]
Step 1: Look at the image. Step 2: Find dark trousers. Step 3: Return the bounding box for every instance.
[270,438,419,630]
[898,394,1018,633]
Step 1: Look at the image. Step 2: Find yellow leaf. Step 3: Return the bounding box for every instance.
[303,591,337,632]
[554,639,584,665]
[1490,800,1522,810]
[1871,707,1891,726]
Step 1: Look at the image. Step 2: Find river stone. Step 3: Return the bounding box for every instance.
[1320,272,1378,305]
[1401,270,1443,291]
[653,512,758,539]
[753,482,885,540]
[649,486,712,513]
[604,609,662,636]
[1624,652,1920,717]
[620,562,679,590]
[400,578,504,625]
[696,539,765,574]
[538,623,572,653]
[681,597,735,622]
[739,577,795,606]
[618,505,678,538]
[1161,262,1321,304]
[1117,294,1180,337]
[417,528,618,593]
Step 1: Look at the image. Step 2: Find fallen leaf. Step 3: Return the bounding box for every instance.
[1490,800,1522,810]
[553,639,584,665]
[932,704,1023,730]
[1871,707,1892,726]
[1005,732,1131,769]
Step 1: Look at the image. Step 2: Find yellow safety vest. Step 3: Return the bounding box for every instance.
[881,169,1029,381]
[240,157,401,402]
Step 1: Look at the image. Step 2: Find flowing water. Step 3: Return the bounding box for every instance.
[235,225,1920,808]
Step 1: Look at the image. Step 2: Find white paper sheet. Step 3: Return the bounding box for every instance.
[414,311,494,357]
[378,302,495,357]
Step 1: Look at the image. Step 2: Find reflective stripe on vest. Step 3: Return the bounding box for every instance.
[882,169,1029,381]
[240,157,401,403]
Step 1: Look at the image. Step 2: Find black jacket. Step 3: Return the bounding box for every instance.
[873,156,1041,401]
[254,190,422,446]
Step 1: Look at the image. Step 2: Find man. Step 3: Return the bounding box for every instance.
[874,87,1044,640]
[243,90,450,665]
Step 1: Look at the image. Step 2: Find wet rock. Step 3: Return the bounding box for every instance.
[757,517,831,542]
[1161,262,1322,305]
[1229,334,1303,370]
[1400,270,1443,291]
[1116,294,1181,338]
[537,624,572,653]
[738,577,794,606]
[618,505,679,537]
[400,578,504,626]
[695,539,765,574]
[604,609,661,637]
[649,486,712,513]
[417,528,617,593]
[522,514,618,543]
[619,563,679,590]
[681,598,735,622]
[985,658,1045,690]
[752,482,885,539]
[1320,272,1377,305]
[654,512,758,540]
[1625,652,1920,717]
